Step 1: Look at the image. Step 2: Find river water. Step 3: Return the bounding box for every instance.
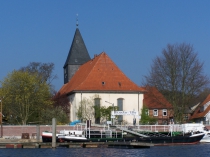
[0,143,209,157]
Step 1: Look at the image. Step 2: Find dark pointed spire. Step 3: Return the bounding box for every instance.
[64,28,90,67]
[63,25,91,84]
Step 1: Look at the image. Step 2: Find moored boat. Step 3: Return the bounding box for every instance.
[41,128,204,145]
[41,131,65,142]
[57,130,88,142]
[84,128,204,145]
[181,123,210,143]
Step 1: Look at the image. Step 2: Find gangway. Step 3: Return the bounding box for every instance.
[118,128,149,137]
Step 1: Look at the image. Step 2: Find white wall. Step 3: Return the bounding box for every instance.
[68,92,143,125]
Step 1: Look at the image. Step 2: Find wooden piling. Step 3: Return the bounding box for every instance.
[52,118,56,148]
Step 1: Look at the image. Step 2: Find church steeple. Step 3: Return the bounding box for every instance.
[63,26,91,84]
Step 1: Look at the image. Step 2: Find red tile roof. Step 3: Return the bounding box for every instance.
[143,86,173,109]
[59,52,145,95]
[190,94,210,119]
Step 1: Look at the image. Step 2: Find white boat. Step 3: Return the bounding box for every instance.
[41,130,87,142]
[57,130,88,142]
[181,123,210,143]
[41,131,65,142]
[200,127,210,142]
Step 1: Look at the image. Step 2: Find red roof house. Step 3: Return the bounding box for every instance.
[143,86,173,124]
[190,94,210,124]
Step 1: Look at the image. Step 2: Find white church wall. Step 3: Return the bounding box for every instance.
[69,92,143,125]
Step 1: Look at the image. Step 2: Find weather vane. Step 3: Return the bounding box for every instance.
[76,14,79,27]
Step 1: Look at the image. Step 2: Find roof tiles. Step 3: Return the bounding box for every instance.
[59,52,144,95]
[143,87,173,109]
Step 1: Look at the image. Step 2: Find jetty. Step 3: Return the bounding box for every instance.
[0,139,153,149]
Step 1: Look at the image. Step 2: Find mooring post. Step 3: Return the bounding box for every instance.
[52,118,56,148]
[36,125,40,142]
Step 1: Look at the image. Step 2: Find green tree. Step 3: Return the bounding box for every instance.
[144,43,209,123]
[19,62,57,93]
[19,62,69,124]
[100,106,113,122]
[0,70,52,125]
[140,105,157,125]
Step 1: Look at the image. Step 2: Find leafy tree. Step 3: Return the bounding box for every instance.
[19,62,69,124]
[144,43,209,123]
[95,105,118,124]
[140,105,157,125]
[19,62,57,92]
[100,106,114,122]
[0,70,52,125]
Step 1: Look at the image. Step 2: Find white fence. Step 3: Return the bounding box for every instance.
[116,124,183,132]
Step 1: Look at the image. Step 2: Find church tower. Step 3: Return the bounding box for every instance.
[63,23,91,84]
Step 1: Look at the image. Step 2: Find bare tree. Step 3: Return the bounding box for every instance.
[76,96,113,124]
[51,92,70,116]
[144,43,209,123]
[76,97,95,122]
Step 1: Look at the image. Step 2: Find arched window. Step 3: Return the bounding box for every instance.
[94,98,101,124]
[117,98,124,124]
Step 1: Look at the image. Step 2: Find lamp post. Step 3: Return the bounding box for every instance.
[0,98,3,138]
[105,101,114,125]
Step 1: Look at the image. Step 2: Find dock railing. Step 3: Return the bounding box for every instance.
[116,124,183,133]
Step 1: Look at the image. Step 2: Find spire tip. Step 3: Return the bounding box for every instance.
[76,14,79,27]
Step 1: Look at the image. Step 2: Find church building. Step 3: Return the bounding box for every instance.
[58,25,145,125]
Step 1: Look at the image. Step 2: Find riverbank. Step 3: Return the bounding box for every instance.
[0,138,153,149]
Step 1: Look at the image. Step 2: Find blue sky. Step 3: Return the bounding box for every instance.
[1,1,210,91]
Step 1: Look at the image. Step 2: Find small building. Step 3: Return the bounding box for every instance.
[190,94,210,124]
[143,86,173,124]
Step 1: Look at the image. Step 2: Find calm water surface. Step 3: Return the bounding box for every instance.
[0,143,209,157]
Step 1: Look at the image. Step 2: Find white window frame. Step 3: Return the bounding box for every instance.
[163,109,167,116]
[153,109,158,116]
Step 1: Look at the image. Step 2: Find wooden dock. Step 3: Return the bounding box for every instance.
[0,140,153,149]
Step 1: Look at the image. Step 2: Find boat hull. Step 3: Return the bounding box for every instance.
[41,132,64,142]
[88,134,204,145]
[57,135,88,142]
[42,130,204,145]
